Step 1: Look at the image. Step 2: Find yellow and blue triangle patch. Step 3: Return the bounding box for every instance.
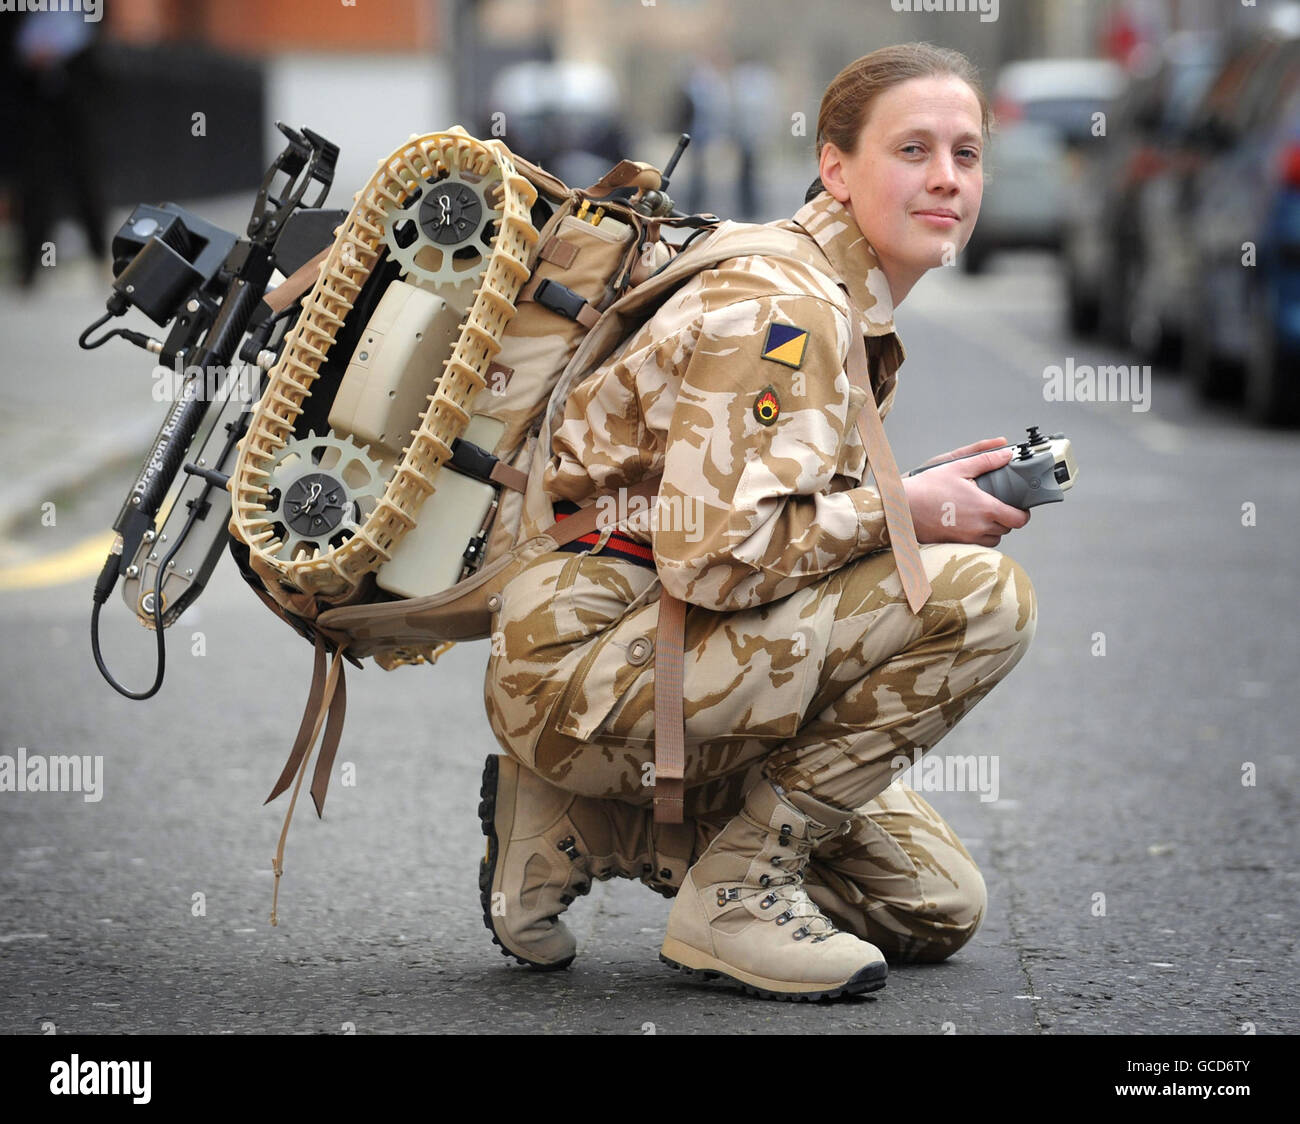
[761,322,809,369]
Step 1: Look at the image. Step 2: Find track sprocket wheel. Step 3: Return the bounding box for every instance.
[379,163,501,293]
[264,432,386,562]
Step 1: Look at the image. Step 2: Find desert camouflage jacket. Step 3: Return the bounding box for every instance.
[542,189,909,612]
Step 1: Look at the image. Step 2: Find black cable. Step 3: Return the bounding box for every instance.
[90,486,206,700]
[90,595,166,701]
[79,325,158,353]
[78,310,119,349]
[79,294,148,351]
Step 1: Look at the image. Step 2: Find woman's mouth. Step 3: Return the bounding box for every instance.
[913,210,960,227]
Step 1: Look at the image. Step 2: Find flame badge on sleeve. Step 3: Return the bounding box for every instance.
[754,386,781,426]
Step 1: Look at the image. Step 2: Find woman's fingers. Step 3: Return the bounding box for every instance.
[920,436,1007,468]
[955,436,1008,458]
[941,436,1008,464]
[978,504,1029,544]
[956,446,1016,479]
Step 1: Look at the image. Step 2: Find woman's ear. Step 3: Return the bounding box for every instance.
[818,143,853,204]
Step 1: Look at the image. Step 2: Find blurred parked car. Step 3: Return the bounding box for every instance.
[1060,33,1222,353]
[1180,27,1300,423]
[965,58,1125,273]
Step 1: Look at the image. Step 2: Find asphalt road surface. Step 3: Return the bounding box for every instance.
[1,250,1296,1035]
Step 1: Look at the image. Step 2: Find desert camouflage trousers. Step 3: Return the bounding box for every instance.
[483,542,1037,962]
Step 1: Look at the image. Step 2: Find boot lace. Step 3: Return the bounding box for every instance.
[752,842,837,941]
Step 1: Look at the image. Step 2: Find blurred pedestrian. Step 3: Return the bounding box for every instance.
[730,57,776,219]
[674,53,732,215]
[13,7,108,288]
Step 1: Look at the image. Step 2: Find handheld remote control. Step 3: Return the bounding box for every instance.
[906,426,1078,510]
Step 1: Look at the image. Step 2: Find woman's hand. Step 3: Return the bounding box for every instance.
[918,436,1008,468]
[902,439,1030,548]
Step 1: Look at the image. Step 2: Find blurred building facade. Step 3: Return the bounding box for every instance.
[107,0,441,51]
[3,0,1291,233]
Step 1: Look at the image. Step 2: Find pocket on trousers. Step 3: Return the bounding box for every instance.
[492,551,622,654]
[552,596,661,746]
[556,575,834,748]
[496,551,655,746]
[547,552,597,646]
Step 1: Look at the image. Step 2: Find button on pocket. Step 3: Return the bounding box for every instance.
[626,636,654,666]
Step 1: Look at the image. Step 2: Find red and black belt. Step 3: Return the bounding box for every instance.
[551,499,657,570]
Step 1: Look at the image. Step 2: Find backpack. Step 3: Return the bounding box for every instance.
[225,128,851,913]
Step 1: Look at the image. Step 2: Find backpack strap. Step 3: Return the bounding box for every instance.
[543,474,660,547]
[652,589,687,822]
[266,631,349,927]
[488,460,529,493]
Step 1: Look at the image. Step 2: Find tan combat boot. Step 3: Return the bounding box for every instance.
[659,779,888,1000]
[478,753,696,970]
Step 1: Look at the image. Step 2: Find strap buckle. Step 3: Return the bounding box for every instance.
[533,278,588,321]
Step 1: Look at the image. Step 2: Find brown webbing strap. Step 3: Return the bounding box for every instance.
[544,474,662,547]
[539,235,579,268]
[265,633,329,804]
[309,660,347,817]
[844,298,932,615]
[262,247,330,314]
[652,590,687,823]
[266,632,349,812]
[268,637,346,926]
[581,159,661,196]
[489,461,529,493]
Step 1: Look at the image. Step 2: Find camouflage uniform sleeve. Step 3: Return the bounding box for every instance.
[653,293,891,611]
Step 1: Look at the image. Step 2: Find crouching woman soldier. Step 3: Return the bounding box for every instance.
[479,42,1037,1000]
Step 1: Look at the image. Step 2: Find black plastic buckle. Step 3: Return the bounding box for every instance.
[449,438,500,485]
[533,278,588,322]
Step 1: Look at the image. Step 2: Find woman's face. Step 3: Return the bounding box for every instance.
[819,74,985,302]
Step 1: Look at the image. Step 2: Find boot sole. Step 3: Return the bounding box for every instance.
[477,754,576,973]
[659,937,887,1002]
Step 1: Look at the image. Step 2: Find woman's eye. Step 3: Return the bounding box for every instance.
[901,143,980,161]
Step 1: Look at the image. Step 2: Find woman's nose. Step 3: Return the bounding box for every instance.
[927,154,960,193]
